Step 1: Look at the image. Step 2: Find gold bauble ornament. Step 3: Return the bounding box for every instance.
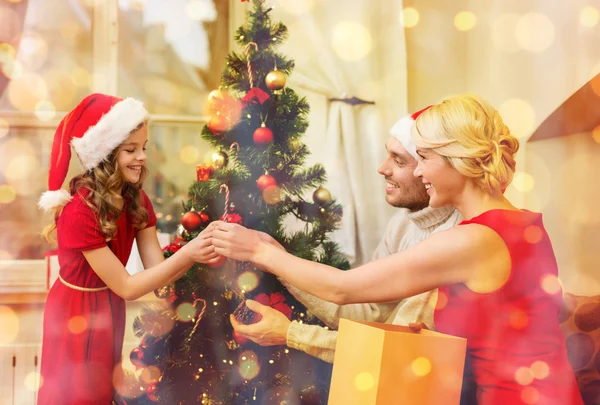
[177,224,190,240]
[265,70,286,91]
[211,151,229,169]
[312,187,332,207]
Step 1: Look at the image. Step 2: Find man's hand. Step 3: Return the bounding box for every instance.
[230,299,291,346]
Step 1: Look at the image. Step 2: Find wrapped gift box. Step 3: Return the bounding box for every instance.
[328,319,467,405]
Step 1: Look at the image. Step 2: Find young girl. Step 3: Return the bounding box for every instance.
[211,94,584,404]
[37,93,218,404]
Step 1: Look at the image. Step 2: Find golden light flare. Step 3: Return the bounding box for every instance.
[275,0,316,15]
[8,72,48,111]
[0,117,9,138]
[515,13,555,53]
[237,350,260,380]
[514,366,534,385]
[354,371,375,392]
[180,145,200,165]
[237,271,259,292]
[511,172,535,193]
[520,150,552,212]
[524,225,543,244]
[175,302,196,322]
[498,99,536,140]
[262,185,282,205]
[35,101,56,121]
[19,33,49,71]
[112,363,144,399]
[68,316,88,334]
[541,274,561,295]
[400,7,420,28]
[530,361,549,380]
[71,67,91,88]
[43,70,78,111]
[138,366,162,387]
[331,21,373,62]
[411,357,432,377]
[580,6,600,27]
[0,184,17,204]
[0,42,16,66]
[0,305,19,344]
[4,155,38,183]
[60,20,82,40]
[509,309,528,330]
[454,11,477,31]
[24,371,43,392]
[521,386,539,404]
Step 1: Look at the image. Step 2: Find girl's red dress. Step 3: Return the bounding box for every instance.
[38,189,156,404]
[435,209,583,405]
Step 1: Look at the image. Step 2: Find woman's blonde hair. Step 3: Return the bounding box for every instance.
[43,131,150,243]
[411,94,520,192]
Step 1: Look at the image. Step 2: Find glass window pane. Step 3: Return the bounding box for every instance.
[0,0,93,114]
[116,0,229,115]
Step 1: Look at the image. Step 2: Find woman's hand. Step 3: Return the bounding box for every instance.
[211,221,270,266]
[181,223,220,264]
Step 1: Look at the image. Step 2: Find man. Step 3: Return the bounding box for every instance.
[230,108,463,363]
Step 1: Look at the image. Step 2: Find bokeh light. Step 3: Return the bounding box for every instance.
[523,225,543,244]
[237,271,259,292]
[454,11,477,31]
[176,302,196,322]
[0,42,16,69]
[19,33,49,71]
[530,361,549,380]
[113,363,144,399]
[498,98,536,139]
[411,357,431,377]
[400,7,420,28]
[0,118,8,139]
[580,6,599,27]
[541,274,561,295]
[0,305,19,344]
[43,70,78,110]
[0,184,17,204]
[2,59,24,80]
[521,386,539,404]
[262,185,282,205]
[515,13,555,53]
[354,371,375,391]
[68,315,88,334]
[7,72,48,111]
[139,366,162,387]
[515,366,534,385]
[511,172,535,193]
[24,371,43,392]
[238,350,260,380]
[35,101,56,121]
[557,152,600,224]
[180,145,200,165]
[331,21,373,62]
[139,306,175,337]
[60,20,82,40]
[492,14,521,53]
[71,67,91,89]
[4,154,38,183]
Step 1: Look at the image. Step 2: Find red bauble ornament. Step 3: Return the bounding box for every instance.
[233,330,248,345]
[145,382,159,402]
[208,115,228,136]
[207,255,227,269]
[181,211,203,232]
[253,125,274,145]
[196,164,215,181]
[130,347,145,369]
[256,174,277,191]
[222,203,243,224]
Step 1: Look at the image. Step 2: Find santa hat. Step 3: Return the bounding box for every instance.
[390,105,433,160]
[38,93,148,212]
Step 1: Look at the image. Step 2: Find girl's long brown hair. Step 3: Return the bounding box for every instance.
[43,140,150,243]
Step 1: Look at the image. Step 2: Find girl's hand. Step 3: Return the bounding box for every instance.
[181,223,219,264]
[211,221,270,266]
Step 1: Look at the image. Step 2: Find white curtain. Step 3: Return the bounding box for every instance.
[233,0,407,265]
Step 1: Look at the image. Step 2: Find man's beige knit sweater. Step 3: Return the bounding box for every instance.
[283,205,463,363]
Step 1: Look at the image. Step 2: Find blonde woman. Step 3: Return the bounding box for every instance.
[212,95,584,404]
[38,94,219,404]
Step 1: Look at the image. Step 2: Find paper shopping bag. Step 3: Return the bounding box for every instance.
[328,319,467,405]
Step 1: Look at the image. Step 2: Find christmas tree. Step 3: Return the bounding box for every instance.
[119,1,350,403]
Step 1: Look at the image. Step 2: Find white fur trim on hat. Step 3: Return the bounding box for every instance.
[72,98,148,170]
[390,115,418,161]
[38,189,72,212]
